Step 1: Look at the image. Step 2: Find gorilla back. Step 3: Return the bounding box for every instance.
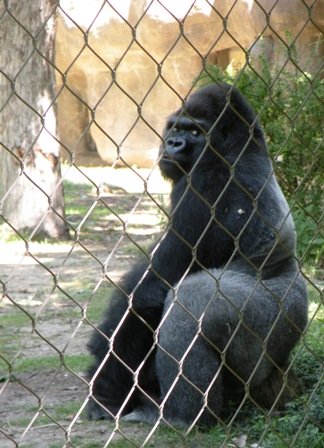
[86,83,308,428]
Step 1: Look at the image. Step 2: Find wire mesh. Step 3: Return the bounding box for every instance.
[0,1,323,447]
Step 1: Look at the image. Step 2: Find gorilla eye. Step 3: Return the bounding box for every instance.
[190,129,200,136]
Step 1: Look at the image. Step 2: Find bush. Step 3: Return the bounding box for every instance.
[197,61,323,268]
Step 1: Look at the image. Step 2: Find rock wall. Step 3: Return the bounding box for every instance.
[55,0,323,167]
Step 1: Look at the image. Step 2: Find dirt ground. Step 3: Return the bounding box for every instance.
[0,370,158,448]
[0,167,171,448]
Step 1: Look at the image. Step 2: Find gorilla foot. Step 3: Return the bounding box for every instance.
[86,398,115,421]
[122,406,190,429]
[122,406,159,425]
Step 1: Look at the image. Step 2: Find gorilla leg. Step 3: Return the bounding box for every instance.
[203,265,308,389]
[156,313,223,428]
[123,289,223,428]
[154,261,307,426]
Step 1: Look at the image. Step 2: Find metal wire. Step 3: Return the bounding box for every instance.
[0,1,323,447]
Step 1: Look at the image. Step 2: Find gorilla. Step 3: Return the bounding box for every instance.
[86,83,308,428]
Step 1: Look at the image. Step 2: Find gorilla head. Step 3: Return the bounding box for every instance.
[159,83,265,182]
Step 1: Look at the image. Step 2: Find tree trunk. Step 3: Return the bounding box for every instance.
[0,0,69,240]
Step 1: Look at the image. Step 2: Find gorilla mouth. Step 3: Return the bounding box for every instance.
[160,155,174,164]
[160,154,186,164]
[160,155,176,167]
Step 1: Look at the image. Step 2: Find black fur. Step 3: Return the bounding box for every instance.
[86,83,308,427]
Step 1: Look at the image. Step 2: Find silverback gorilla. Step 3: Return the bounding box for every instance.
[87,83,308,428]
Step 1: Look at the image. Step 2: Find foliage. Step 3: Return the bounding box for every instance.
[197,61,324,268]
[246,320,324,448]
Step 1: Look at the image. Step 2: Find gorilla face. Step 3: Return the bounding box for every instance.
[159,114,210,181]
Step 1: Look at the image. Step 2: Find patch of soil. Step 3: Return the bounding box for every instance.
[0,370,154,448]
[0,167,170,447]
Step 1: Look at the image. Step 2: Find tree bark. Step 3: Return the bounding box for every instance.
[0,0,69,240]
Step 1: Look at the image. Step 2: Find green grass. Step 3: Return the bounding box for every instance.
[63,180,145,242]
[0,308,32,327]
[0,277,110,379]
[64,181,112,240]
[0,308,33,376]
[50,280,112,320]
[0,220,22,241]
[0,354,91,377]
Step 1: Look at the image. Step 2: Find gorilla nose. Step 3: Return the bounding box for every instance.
[165,137,186,152]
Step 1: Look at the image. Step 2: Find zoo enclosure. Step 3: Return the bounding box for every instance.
[0,1,323,447]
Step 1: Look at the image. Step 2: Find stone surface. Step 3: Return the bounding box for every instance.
[55,0,324,167]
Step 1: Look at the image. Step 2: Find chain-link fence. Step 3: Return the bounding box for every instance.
[0,1,323,447]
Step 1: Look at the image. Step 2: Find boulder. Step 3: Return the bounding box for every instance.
[55,0,323,167]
